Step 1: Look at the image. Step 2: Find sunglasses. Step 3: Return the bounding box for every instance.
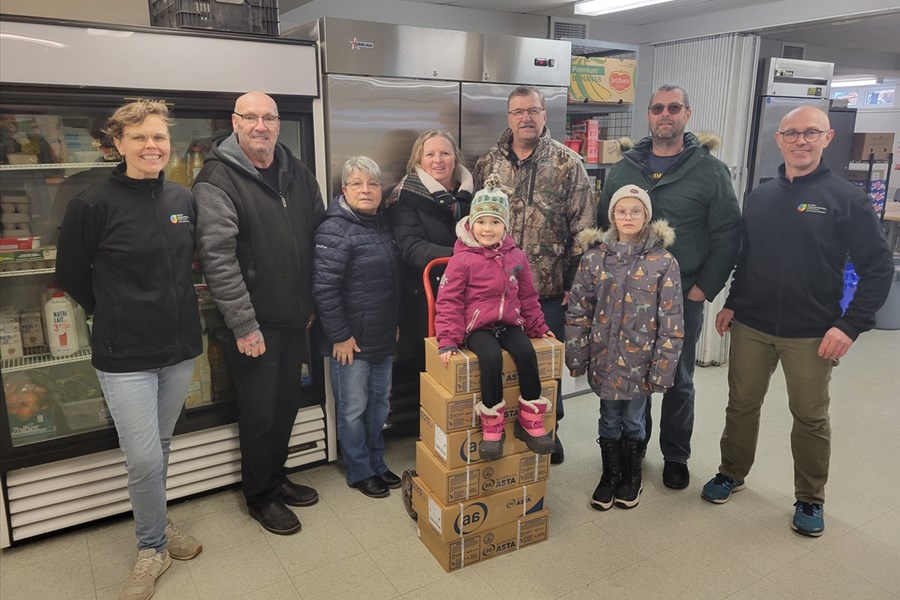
[649,103,688,115]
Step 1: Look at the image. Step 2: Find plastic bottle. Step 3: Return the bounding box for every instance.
[186,145,204,186]
[64,292,91,349]
[44,291,79,357]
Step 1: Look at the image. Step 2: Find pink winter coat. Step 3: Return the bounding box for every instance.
[435,218,549,350]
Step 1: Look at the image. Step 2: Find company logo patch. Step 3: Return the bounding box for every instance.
[169,213,190,224]
[797,203,827,215]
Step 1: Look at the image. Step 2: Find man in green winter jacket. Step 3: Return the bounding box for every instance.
[597,84,741,490]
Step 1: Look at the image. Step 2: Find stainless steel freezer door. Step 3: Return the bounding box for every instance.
[750,96,829,191]
[460,83,568,171]
[325,75,460,199]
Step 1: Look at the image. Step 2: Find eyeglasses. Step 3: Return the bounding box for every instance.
[508,107,544,119]
[345,180,382,191]
[122,133,170,144]
[649,103,688,115]
[234,112,280,126]
[613,207,646,219]
[777,129,826,143]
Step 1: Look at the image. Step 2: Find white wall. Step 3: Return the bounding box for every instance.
[0,0,149,25]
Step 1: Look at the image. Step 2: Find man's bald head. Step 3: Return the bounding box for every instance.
[775,105,834,181]
[231,91,280,168]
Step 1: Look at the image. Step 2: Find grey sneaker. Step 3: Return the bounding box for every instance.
[701,473,745,504]
[166,518,202,560]
[120,548,171,600]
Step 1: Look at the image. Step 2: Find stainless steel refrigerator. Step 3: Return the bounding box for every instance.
[746,58,834,194]
[283,18,572,425]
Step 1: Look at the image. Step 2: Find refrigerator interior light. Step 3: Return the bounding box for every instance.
[831,78,879,88]
[574,0,675,16]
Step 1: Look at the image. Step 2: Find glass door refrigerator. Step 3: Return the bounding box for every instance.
[0,17,327,547]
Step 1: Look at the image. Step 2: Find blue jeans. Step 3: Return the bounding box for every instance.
[96,359,195,552]
[600,398,646,440]
[644,297,705,462]
[330,355,393,485]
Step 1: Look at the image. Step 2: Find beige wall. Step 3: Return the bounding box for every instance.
[1,0,150,26]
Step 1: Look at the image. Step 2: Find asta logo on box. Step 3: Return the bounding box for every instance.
[459,438,479,462]
[453,502,488,535]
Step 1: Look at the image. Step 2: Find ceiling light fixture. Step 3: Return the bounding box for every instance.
[831,78,879,88]
[574,0,675,17]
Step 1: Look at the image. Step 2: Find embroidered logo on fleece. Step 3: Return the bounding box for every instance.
[169,213,190,224]
[796,203,827,215]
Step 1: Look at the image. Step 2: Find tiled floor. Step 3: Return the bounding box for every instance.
[1,329,898,600]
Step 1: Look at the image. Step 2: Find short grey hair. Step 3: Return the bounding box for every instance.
[341,155,382,186]
[508,86,545,109]
[650,84,690,109]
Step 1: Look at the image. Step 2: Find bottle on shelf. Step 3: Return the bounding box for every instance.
[186,145,204,186]
[43,291,79,357]
[164,148,190,188]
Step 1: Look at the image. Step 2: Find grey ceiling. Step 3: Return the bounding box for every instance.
[279,0,900,55]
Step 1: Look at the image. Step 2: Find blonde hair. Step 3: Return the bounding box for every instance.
[406,129,463,177]
[104,100,172,140]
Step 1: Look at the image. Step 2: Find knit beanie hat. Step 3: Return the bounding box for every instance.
[608,184,652,223]
[469,173,510,230]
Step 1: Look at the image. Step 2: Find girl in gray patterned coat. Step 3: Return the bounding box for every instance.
[566,185,684,510]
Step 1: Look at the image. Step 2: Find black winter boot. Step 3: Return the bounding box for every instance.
[591,437,622,511]
[614,437,644,509]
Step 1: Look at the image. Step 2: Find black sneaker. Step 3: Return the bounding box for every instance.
[280,479,319,507]
[377,470,402,489]
[663,460,690,490]
[550,434,565,465]
[249,499,302,535]
[351,475,390,498]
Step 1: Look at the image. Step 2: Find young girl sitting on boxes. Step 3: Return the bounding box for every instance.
[566,184,684,510]
[434,174,556,460]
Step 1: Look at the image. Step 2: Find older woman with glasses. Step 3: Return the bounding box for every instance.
[312,156,402,499]
[56,100,203,600]
[386,129,474,370]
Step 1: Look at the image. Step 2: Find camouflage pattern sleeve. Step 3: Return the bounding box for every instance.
[566,161,596,257]
[648,254,684,390]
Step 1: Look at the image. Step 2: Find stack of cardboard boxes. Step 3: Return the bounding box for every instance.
[411,336,564,571]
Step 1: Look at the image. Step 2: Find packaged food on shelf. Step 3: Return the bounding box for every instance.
[1,309,24,359]
[19,307,45,350]
[3,372,56,440]
[43,291,80,357]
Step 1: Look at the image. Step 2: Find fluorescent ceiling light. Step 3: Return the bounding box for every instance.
[574,0,675,16]
[831,78,879,88]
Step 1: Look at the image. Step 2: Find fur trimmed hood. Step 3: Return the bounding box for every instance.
[616,132,720,152]
[576,219,675,253]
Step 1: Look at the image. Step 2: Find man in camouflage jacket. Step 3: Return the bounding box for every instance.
[473,86,595,462]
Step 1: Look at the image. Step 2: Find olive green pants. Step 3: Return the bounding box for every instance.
[719,321,834,504]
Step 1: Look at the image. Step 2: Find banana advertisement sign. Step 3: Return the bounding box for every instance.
[568,57,636,104]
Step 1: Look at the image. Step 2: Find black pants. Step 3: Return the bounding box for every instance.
[226,325,305,509]
[466,327,541,409]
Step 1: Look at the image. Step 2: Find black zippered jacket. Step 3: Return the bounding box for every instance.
[56,164,202,372]
[725,161,893,340]
[194,134,324,338]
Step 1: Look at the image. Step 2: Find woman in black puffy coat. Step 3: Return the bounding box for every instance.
[312,156,402,499]
[386,129,473,369]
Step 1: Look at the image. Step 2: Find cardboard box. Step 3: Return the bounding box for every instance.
[850,133,895,161]
[418,509,550,572]
[415,441,550,503]
[568,57,636,104]
[0,311,24,359]
[587,118,600,141]
[419,408,557,470]
[419,372,557,432]
[424,336,564,395]
[19,308,45,350]
[586,139,600,164]
[600,140,622,164]
[411,475,548,543]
